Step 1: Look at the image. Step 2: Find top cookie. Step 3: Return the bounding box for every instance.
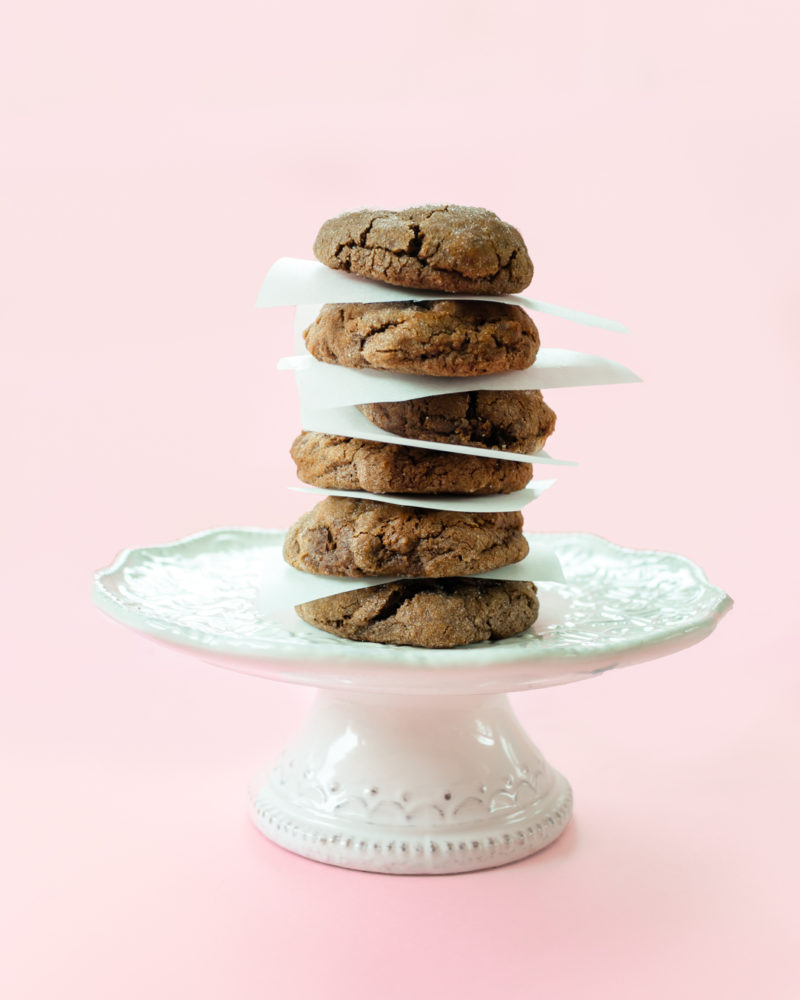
[313,205,533,295]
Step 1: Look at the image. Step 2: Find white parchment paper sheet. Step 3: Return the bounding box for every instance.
[258,258,630,333]
[258,545,565,616]
[290,482,554,513]
[280,350,640,406]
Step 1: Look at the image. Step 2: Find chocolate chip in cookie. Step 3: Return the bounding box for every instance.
[313,205,533,295]
[304,300,539,376]
[283,496,528,579]
[290,432,533,495]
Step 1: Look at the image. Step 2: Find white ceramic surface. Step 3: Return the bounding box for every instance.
[249,690,573,875]
[92,529,731,874]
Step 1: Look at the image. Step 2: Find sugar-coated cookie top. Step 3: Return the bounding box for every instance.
[313,205,533,295]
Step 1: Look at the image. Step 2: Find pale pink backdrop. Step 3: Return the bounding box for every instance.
[3,1,799,997]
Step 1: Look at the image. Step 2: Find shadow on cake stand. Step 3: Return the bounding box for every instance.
[92,528,731,875]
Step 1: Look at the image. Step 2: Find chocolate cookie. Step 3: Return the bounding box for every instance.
[291,432,533,495]
[358,390,556,454]
[284,497,527,578]
[296,578,539,648]
[313,205,533,295]
[303,300,539,376]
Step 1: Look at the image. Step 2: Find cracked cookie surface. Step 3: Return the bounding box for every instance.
[291,431,533,495]
[304,300,539,375]
[296,578,539,648]
[313,205,533,294]
[283,496,527,578]
[358,390,556,454]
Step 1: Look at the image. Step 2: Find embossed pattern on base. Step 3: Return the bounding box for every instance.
[251,784,573,875]
[247,690,574,875]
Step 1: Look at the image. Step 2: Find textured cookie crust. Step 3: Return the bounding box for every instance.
[291,432,533,495]
[313,205,533,294]
[358,390,556,454]
[296,578,539,648]
[283,496,527,579]
[303,300,539,376]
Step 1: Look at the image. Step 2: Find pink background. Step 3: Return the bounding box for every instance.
[3,1,799,996]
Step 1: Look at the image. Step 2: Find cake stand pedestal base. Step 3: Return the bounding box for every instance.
[249,690,573,875]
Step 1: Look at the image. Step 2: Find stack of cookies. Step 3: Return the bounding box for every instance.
[282,205,556,649]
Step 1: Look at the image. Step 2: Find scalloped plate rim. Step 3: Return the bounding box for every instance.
[92,527,733,684]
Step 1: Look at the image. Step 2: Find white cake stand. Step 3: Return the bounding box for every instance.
[92,529,731,875]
